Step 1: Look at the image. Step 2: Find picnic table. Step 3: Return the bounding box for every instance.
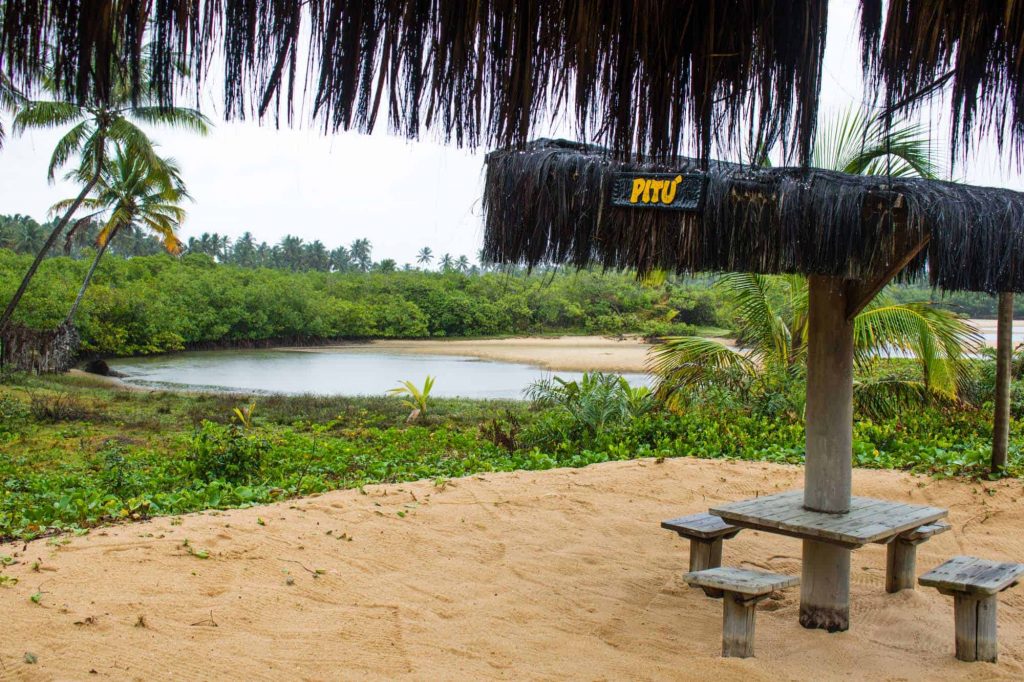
[710,490,948,630]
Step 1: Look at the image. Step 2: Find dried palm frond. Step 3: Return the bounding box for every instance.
[0,0,830,163]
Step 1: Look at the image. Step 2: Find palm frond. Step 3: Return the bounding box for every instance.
[13,100,84,133]
[128,106,211,135]
[854,376,957,420]
[648,336,756,396]
[47,120,93,180]
[716,273,791,368]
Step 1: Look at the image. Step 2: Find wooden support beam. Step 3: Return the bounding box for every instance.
[801,275,854,632]
[992,292,1013,474]
[846,234,931,321]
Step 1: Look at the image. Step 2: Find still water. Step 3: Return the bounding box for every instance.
[107,349,652,400]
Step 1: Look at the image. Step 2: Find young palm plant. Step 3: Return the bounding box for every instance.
[650,273,981,416]
[1,58,208,331]
[651,110,979,417]
[51,145,189,324]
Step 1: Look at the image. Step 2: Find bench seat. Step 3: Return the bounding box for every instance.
[919,555,1024,662]
[683,567,799,658]
[661,513,741,579]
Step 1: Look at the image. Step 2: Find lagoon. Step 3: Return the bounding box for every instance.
[107,348,652,399]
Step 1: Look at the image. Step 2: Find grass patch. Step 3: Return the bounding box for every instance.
[0,371,1019,542]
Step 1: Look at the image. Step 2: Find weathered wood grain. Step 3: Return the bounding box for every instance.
[919,556,1024,596]
[710,491,947,546]
[683,567,799,596]
[661,513,740,540]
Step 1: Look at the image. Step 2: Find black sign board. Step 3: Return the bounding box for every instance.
[610,172,704,211]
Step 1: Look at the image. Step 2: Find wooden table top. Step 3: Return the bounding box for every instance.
[709,490,948,548]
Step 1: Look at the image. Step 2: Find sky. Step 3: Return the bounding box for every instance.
[2,0,1023,266]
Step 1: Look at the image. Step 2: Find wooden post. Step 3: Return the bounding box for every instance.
[885,539,917,593]
[953,593,999,662]
[992,292,1013,475]
[722,593,758,658]
[800,275,854,631]
[689,538,723,572]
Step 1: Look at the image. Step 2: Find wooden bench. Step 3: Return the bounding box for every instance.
[919,555,1024,662]
[661,513,742,576]
[884,521,950,593]
[683,567,799,658]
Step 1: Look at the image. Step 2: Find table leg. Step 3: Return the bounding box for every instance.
[885,538,917,593]
[800,538,850,632]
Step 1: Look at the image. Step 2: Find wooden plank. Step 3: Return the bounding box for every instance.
[920,556,1024,596]
[661,512,739,539]
[683,567,799,596]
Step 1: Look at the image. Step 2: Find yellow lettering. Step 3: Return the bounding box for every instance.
[630,178,646,203]
[642,179,654,202]
[649,180,666,203]
[662,175,683,204]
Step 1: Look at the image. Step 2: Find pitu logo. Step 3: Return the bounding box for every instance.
[629,175,684,205]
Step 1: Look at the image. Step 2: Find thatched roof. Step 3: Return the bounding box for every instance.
[6,2,1024,164]
[861,1,1024,161]
[0,1,830,162]
[482,139,1024,294]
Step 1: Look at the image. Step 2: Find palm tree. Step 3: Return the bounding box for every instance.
[278,235,305,270]
[416,246,434,267]
[1,60,209,332]
[455,255,471,272]
[52,145,189,324]
[651,274,980,415]
[349,238,373,272]
[439,253,454,272]
[329,245,352,272]
[651,111,978,416]
[377,258,398,273]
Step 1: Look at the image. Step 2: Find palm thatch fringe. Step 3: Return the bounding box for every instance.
[482,139,1024,294]
[861,0,1024,161]
[0,0,829,162]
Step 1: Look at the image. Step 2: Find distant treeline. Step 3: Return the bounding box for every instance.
[0,249,726,356]
[1,214,477,273]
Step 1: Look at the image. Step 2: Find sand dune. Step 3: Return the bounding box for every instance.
[2,458,1022,680]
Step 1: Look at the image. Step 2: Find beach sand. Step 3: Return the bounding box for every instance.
[290,335,658,373]
[2,457,1022,680]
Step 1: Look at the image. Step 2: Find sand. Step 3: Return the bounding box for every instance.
[2,458,1023,680]
[290,335,658,372]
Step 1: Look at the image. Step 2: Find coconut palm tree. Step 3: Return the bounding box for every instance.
[455,255,471,272]
[1,61,209,332]
[349,238,373,272]
[416,247,434,267]
[52,145,189,324]
[651,111,979,416]
[439,253,454,272]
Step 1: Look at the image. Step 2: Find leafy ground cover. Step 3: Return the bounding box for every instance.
[1,370,1019,542]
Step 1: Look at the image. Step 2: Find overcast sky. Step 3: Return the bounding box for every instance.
[2,1,1022,266]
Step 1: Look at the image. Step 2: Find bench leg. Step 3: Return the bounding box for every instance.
[689,538,725,597]
[799,539,850,632]
[885,538,918,593]
[953,593,998,663]
[722,592,758,658]
[688,537,723,572]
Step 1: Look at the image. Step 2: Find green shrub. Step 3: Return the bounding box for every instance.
[185,421,270,483]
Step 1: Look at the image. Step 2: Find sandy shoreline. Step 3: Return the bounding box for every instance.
[2,457,1022,679]
[283,335,659,373]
